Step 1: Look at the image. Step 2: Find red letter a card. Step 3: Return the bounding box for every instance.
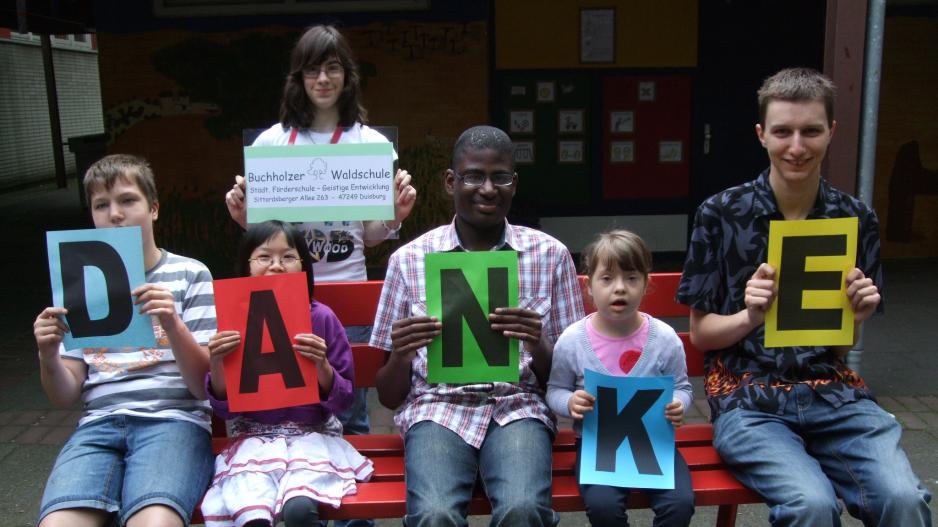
[214,273,317,412]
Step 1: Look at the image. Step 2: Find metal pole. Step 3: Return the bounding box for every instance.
[41,34,68,189]
[858,0,885,207]
[16,0,27,33]
[847,0,886,374]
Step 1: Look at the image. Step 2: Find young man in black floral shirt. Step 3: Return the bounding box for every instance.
[676,68,931,526]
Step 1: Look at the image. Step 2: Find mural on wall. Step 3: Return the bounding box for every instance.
[103,36,382,144]
[105,92,219,143]
[873,15,938,258]
[886,141,938,243]
[148,34,290,139]
[360,23,482,59]
[96,21,488,274]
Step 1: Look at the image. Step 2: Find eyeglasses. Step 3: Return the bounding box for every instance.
[301,62,344,79]
[249,254,302,267]
[454,171,516,187]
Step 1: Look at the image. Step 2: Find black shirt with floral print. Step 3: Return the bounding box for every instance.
[676,170,884,420]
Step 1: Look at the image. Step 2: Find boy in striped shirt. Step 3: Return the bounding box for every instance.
[33,154,216,527]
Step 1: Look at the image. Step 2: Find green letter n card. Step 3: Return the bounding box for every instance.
[425,251,520,384]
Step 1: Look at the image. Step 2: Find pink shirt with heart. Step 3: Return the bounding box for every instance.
[585,312,650,375]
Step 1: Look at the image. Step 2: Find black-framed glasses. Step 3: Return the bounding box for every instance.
[454,171,516,187]
[249,254,302,267]
[301,62,344,79]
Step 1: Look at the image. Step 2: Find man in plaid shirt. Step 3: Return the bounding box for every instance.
[371,125,584,526]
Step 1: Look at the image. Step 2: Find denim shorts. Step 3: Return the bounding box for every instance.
[39,414,213,526]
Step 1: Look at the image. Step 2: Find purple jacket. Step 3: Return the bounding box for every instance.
[206,300,354,425]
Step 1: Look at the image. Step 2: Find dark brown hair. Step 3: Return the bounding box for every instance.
[279,25,367,129]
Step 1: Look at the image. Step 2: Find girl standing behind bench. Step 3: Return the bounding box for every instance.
[546,230,695,527]
[224,24,417,474]
[201,221,372,527]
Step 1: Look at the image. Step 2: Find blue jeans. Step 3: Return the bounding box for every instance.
[333,325,374,527]
[39,415,213,525]
[337,325,372,437]
[403,419,557,527]
[713,384,932,527]
[336,387,371,437]
[575,440,694,527]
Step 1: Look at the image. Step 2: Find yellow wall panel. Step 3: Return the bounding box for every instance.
[496,0,697,69]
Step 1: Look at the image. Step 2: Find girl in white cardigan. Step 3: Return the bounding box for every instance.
[546,229,694,527]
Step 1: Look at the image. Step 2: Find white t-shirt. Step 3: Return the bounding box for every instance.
[251,122,397,282]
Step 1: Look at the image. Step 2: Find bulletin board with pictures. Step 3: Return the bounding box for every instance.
[601,75,691,199]
[500,73,592,207]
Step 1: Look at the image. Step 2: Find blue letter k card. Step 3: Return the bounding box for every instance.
[580,370,674,489]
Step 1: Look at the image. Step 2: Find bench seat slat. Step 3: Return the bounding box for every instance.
[550,472,761,512]
[318,481,407,519]
[316,470,761,520]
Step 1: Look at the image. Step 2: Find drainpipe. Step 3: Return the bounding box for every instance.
[848,0,886,374]
[42,34,68,189]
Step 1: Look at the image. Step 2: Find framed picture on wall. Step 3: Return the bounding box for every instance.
[580,7,615,63]
[610,111,634,133]
[558,140,584,163]
[509,110,535,134]
[536,81,555,103]
[659,140,683,163]
[558,109,584,134]
[513,141,535,164]
[610,141,635,163]
[639,81,656,101]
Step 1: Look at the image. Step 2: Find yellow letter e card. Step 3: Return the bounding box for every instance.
[766,217,858,348]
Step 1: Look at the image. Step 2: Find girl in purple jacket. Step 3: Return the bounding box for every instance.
[201,220,372,527]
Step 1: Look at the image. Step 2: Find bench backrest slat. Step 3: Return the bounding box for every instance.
[314,280,385,327]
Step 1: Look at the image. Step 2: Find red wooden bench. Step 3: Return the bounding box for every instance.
[193,273,759,525]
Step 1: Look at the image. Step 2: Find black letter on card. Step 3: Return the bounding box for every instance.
[596,386,664,475]
[59,241,133,337]
[240,290,305,394]
[778,235,846,331]
[440,268,509,367]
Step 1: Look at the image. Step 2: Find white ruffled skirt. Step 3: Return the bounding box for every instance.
[200,428,373,527]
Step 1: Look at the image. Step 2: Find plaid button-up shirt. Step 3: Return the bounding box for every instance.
[370,219,585,447]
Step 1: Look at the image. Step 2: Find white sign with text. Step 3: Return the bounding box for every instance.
[244,143,394,223]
